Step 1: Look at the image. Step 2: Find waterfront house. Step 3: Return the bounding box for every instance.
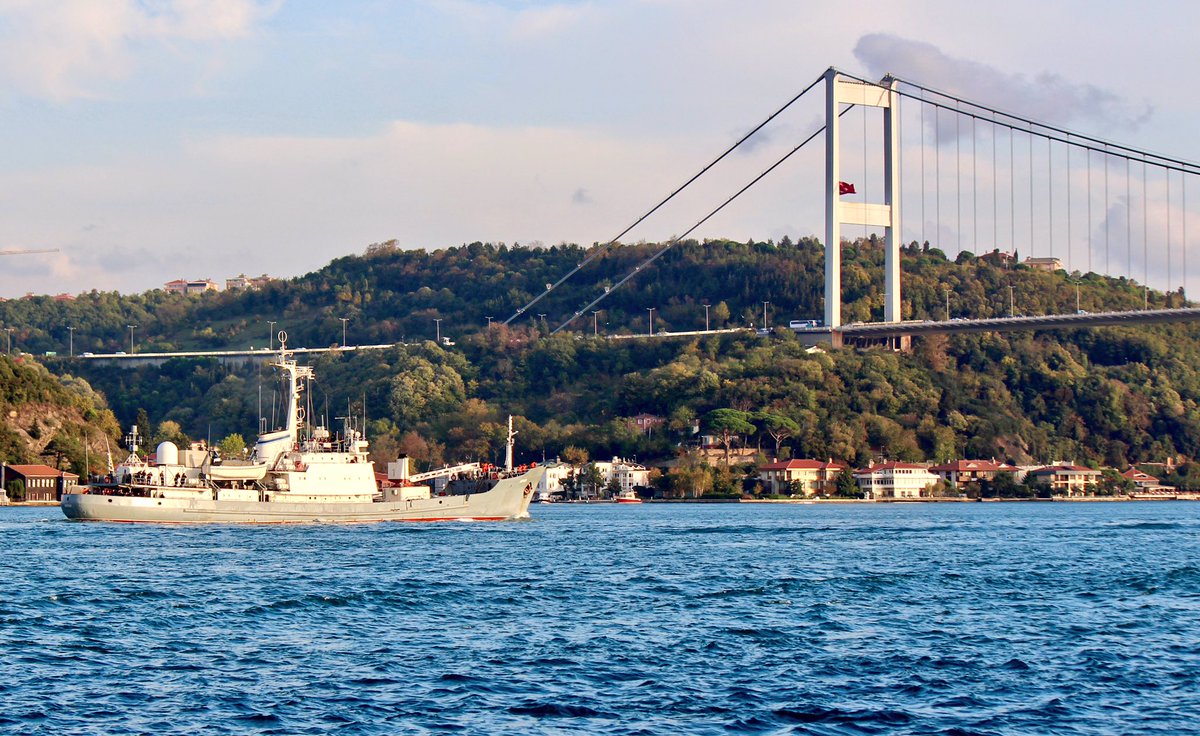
[757,459,844,496]
[1121,467,1175,493]
[535,462,573,502]
[853,461,940,499]
[0,464,79,502]
[929,459,1019,489]
[1028,464,1101,496]
[591,457,650,497]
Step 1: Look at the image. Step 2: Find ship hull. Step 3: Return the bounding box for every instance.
[62,468,542,524]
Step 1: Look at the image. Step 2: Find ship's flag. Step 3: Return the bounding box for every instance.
[839,181,856,195]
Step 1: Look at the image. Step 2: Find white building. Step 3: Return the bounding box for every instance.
[592,457,650,496]
[535,462,573,502]
[853,461,940,499]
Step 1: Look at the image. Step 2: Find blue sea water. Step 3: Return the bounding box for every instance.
[2,501,1199,735]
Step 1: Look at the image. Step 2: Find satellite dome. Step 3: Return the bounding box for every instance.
[156,441,179,466]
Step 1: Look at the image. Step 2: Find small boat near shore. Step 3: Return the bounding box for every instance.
[61,335,541,524]
[614,489,642,504]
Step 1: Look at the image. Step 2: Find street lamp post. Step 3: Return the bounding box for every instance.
[339,317,349,347]
[485,316,493,329]
[702,303,710,331]
[647,307,655,337]
[268,321,276,350]
[4,327,12,354]
[127,324,136,353]
[1008,286,1015,317]
[67,326,74,357]
[944,289,950,321]
[537,313,547,331]
[434,318,442,343]
[592,310,599,336]
[763,301,770,330]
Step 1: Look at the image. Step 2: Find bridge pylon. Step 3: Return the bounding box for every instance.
[824,68,901,329]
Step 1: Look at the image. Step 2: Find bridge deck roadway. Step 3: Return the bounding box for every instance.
[798,307,1200,339]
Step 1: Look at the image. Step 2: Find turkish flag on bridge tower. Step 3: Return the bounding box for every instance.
[839,181,856,195]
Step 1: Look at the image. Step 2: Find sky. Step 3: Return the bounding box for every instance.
[1,0,1198,299]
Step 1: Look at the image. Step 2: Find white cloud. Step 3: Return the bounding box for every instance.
[853,33,1152,132]
[0,0,280,100]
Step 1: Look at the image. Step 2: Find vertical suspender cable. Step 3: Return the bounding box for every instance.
[921,95,926,245]
[1104,150,1110,275]
[972,116,977,251]
[1184,174,1188,301]
[1029,127,1035,259]
[1049,137,1054,260]
[1144,160,1149,301]
[956,102,962,254]
[1168,169,1173,299]
[1067,140,1072,272]
[1127,158,1132,281]
[1087,148,1093,274]
[1009,126,1015,255]
[863,102,868,243]
[936,105,941,248]
[993,115,998,252]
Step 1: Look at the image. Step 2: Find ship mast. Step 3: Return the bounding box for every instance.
[504,415,516,472]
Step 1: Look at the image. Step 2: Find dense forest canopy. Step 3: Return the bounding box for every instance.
[4,236,1200,487]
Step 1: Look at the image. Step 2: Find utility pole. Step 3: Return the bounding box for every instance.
[647,307,655,337]
[703,303,710,331]
[67,326,74,357]
[268,321,276,350]
[127,324,136,354]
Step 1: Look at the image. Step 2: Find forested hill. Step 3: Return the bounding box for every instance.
[0,355,120,471]
[4,237,1200,486]
[0,237,1174,355]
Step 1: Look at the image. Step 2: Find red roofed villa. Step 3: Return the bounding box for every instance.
[758,459,845,496]
[929,459,1018,489]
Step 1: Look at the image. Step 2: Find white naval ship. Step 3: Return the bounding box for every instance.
[61,335,542,523]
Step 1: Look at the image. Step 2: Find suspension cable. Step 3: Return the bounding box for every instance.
[502,71,826,325]
[870,73,1200,176]
[552,119,836,334]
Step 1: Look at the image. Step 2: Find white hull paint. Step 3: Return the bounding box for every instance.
[62,467,542,524]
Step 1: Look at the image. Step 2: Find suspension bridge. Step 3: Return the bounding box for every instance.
[506,67,1200,347]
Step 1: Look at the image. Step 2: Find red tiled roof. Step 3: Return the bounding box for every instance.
[928,459,1016,472]
[1121,468,1158,482]
[5,464,79,479]
[1031,464,1100,474]
[759,459,845,471]
[855,461,930,473]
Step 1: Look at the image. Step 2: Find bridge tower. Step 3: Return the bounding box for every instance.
[824,69,902,329]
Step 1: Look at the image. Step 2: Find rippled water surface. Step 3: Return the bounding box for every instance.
[3,501,1200,734]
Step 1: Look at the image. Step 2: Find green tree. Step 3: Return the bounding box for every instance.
[755,411,800,458]
[5,479,26,501]
[704,409,755,467]
[834,468,861,498]
[712,301,731,328]
[217,433,247,458]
